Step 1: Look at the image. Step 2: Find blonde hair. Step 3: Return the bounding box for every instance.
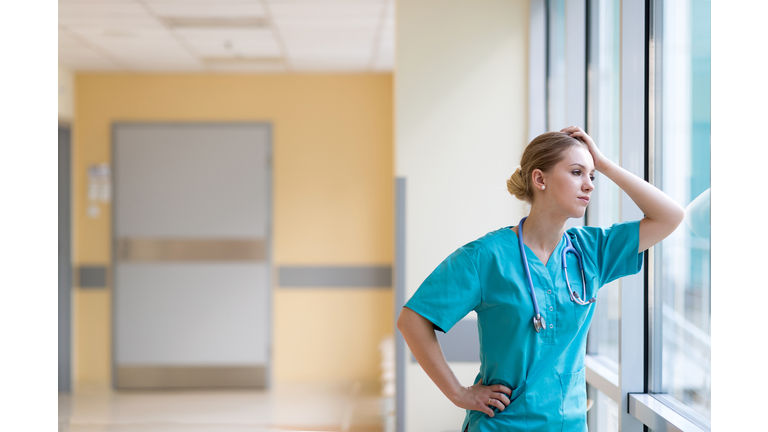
[507,131,587,203]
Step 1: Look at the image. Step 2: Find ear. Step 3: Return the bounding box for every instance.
[531,169,546,191]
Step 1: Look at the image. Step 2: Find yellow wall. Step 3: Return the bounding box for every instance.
[73,74,394,386]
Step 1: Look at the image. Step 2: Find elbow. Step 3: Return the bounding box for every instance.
[674,204,686,228]
[396,308,407,333]
[671,204,685,231]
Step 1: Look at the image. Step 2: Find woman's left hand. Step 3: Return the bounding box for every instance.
[560,126,609,171]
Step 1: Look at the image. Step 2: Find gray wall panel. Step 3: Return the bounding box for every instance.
[78,266,108,289]
[279,266,392,288]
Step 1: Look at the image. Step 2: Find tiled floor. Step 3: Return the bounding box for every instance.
[59,382,389,432]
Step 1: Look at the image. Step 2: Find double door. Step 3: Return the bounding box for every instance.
[113,123,271,389]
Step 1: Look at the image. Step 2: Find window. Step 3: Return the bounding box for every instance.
[536,0,712,430]
[546,0,567,131]
[650,0,711,423]
[585,0,621,366]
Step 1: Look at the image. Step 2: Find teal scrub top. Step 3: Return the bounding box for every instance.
[404,221,643,432]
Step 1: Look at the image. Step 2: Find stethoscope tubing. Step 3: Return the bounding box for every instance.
[517,216,595,332]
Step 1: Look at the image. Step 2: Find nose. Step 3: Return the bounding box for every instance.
[583,176,594,192]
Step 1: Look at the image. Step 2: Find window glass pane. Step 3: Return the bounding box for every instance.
[546,0,566,130]
[585,0,620,365]
[651,0,711,422]
[587,385,618,432]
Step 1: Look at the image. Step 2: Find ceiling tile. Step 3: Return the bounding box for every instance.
[59,17,166,31]
[59,2,150,18]
[290,58,368,72]
[146,3,266,18]
[144,0,259,4]
[58,50,123,71]
[268,3,383,18]
[59,0,395,72]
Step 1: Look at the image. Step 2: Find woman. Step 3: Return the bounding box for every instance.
[397,126,684,432]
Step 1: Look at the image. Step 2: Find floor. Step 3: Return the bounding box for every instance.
[59,382,391,432]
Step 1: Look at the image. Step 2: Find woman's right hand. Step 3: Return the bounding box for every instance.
[451,379,512,417]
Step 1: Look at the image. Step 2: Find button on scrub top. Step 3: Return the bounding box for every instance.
[404,221,643,432]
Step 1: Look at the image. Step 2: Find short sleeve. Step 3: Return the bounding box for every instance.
[403,247,481,333]
[569,220,644,286]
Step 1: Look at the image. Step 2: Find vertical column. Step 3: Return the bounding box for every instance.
[394,177,406,432]
[619,0,647,431]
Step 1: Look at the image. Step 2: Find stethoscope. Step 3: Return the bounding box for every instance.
[517,216,596,333]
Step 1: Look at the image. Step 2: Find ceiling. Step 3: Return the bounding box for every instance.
[59,0,395,73]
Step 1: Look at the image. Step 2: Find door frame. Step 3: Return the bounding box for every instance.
[59,124,72,393]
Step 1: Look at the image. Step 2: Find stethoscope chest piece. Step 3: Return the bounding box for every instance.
[533,314,546,333]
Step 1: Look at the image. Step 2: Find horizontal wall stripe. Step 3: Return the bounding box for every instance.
[78,266,108,289]
[279,265,392,288]
[117,238,267,262]
[411,318,480,363]
[116,365,266,389]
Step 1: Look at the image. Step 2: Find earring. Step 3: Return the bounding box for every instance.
[541,186,545,190]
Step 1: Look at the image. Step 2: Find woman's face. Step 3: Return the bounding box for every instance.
[538,145,595,218]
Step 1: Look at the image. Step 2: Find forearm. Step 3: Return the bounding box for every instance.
[396,307,464,402]
[598,159,685,251]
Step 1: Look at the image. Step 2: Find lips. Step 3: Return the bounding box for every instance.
[578,196,590,204]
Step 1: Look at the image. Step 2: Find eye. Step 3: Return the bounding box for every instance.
[590,174,595,181]
[572,170,581,176]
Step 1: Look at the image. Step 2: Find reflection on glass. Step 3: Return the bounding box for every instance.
[587,385,618,432]
[547,0,566,130]
[586,0,621,365]
[652,0,711,421]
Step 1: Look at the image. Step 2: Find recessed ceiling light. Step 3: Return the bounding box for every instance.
[162,16,269,29]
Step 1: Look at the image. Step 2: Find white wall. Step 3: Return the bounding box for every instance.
[58,64,74,122]
[395,0,529,430]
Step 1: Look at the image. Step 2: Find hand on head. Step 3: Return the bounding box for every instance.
[560,126,608,171]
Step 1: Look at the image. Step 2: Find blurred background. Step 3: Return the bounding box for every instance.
[57,0,710,431]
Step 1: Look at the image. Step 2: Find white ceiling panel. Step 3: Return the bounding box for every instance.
[146,3,266,18]
[272,18,381,32]
[144,0,260,4]
[59,2,150,18]
[268,3,384,17]
[58,0,395,72]
[59,54,125,71]
[59,41,102,57]
[76,31,181,51]
[174,28,275,40]
[59,30,84,46]
[291,59,368,72]
[59,17,166,31]
[120,62,203,72]
[59,0,139,3]
[175,28,280,57]
[204,61,286,73]
[186,43,282,58]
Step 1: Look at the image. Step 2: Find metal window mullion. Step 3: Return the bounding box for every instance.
[565,0,586,130]
[618,1,647,431]
[629,394,709,432]
[529,0,547,141]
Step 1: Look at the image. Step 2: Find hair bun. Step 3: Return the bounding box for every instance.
[507,168,527,201]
